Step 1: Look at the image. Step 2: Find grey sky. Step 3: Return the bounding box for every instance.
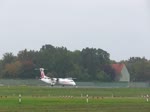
[0,0,150,61]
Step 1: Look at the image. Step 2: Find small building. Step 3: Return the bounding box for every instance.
[112,64,130,82]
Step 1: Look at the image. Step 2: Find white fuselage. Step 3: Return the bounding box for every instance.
[40,77,76,86]
[57,78,76,86]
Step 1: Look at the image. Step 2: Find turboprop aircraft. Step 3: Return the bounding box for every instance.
[37,68,76,86]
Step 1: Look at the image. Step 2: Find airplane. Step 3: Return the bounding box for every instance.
[37,68,76,87]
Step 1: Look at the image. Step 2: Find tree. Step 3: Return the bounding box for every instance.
[81,48,110,80]
[17,49,38,62]
[96,71,109,81]
[3,61,22,78]
[125,57,150,81]
[102,65,115,81]
[18,60,35,78]
[2,53,16,64]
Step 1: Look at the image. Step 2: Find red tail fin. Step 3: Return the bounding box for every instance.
[40,68,45,78]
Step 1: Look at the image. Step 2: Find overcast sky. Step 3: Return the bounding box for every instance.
[0,0,150,61]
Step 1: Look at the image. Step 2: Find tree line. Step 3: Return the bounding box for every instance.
[122,57,150,82]
[0,44,150,82]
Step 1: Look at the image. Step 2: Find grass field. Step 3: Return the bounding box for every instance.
[0,86,150,112]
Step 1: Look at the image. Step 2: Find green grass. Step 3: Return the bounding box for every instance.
[0,86,150,112]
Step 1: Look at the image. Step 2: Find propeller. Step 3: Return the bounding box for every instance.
[34,68,48,71]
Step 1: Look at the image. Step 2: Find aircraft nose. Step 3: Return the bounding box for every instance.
[73,82,76,86]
